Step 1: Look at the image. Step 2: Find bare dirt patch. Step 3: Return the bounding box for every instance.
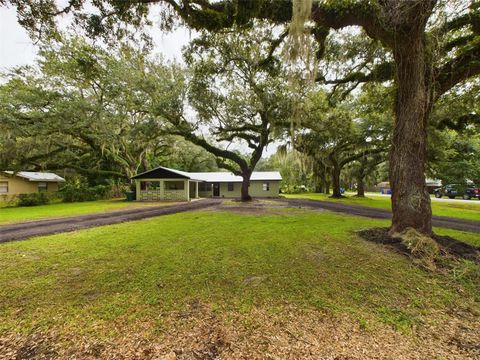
[213,199,314,216]
[1,302,479,359]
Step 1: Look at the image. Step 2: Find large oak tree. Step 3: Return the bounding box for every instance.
[0,38,180,181]
[166,26,293,201]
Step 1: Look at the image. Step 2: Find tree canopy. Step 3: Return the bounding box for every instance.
[0,38,211,182]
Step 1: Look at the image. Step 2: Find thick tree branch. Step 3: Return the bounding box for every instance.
[310,1,394,46]
[339,146,386,167]
[169,121,249,171]
[318,62,395,85]
[436,113,480,131]
[435,42,480,97]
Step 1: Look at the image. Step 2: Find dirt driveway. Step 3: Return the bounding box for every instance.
[0,199,221,243]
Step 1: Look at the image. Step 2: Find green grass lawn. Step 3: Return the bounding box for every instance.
[0,199,168,225]
[1,208,478,347]
[284,192,480,221]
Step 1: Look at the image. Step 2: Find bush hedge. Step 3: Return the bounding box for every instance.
[17,192,52,206]
[59,182,112,202]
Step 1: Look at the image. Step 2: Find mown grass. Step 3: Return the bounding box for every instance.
[284,193,480,221]
[0,209,478,339]
[0,199,170,224]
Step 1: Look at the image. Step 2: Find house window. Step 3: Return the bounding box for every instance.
[165,181,185,190]
[0,181,8,193]
[149,181,161,190]
[227,183,234,191]
[38,182,48,192]
[140,181,160,191]
[262,182,270,191]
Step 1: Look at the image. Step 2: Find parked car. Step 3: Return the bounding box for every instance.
[465,186,480,200]
[434,184,480,200]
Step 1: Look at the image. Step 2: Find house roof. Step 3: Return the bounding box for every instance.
[132,166,282,182]
[131,166,196,180]
[189,171,282,182]
[3,171,65,182]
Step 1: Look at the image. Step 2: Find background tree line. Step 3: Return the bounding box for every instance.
[1,29,478,201]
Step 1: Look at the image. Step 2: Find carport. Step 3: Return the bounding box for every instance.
[132,166,202,201]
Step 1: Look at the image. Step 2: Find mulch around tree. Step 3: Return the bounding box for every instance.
[357,227,480,264]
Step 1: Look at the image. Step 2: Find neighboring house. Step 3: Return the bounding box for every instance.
[0,171,65,201]
[132,166,282,201]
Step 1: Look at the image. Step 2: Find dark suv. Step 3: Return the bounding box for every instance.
[434,184,480,200]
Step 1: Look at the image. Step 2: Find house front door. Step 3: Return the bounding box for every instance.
[213,183,220,197]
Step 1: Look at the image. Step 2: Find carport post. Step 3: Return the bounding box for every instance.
[195,182,199,198]
[135,180,141,201]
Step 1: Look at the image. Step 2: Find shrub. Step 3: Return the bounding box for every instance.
[17,192,51,207]
[59,179,113,202]
[89,185,112,200]
[281,184,309,194]
[107,179,129,198]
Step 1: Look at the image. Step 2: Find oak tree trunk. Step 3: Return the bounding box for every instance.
[324,178,330,195]
[314,171,326,193]
[389,34,432,235]
[241,172,252,202]
[355,160,366,197]
[356,175,365,197]
[330,165,342,198]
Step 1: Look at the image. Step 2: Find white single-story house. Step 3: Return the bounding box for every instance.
[0,171,65,201]
[132,166,282,201]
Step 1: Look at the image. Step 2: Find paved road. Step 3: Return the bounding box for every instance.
[281,198,480,233]
[356,192,480,204]
[0,199,221,243]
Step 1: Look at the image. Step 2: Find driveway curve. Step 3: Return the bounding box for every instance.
[280,198,480,233]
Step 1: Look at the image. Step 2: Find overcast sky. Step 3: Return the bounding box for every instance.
[0,6,192,71]
[0,7,36,70]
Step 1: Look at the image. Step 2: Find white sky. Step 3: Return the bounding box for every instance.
[0,7,37,71]
[0,5,278,158]
[0,6,192,70]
